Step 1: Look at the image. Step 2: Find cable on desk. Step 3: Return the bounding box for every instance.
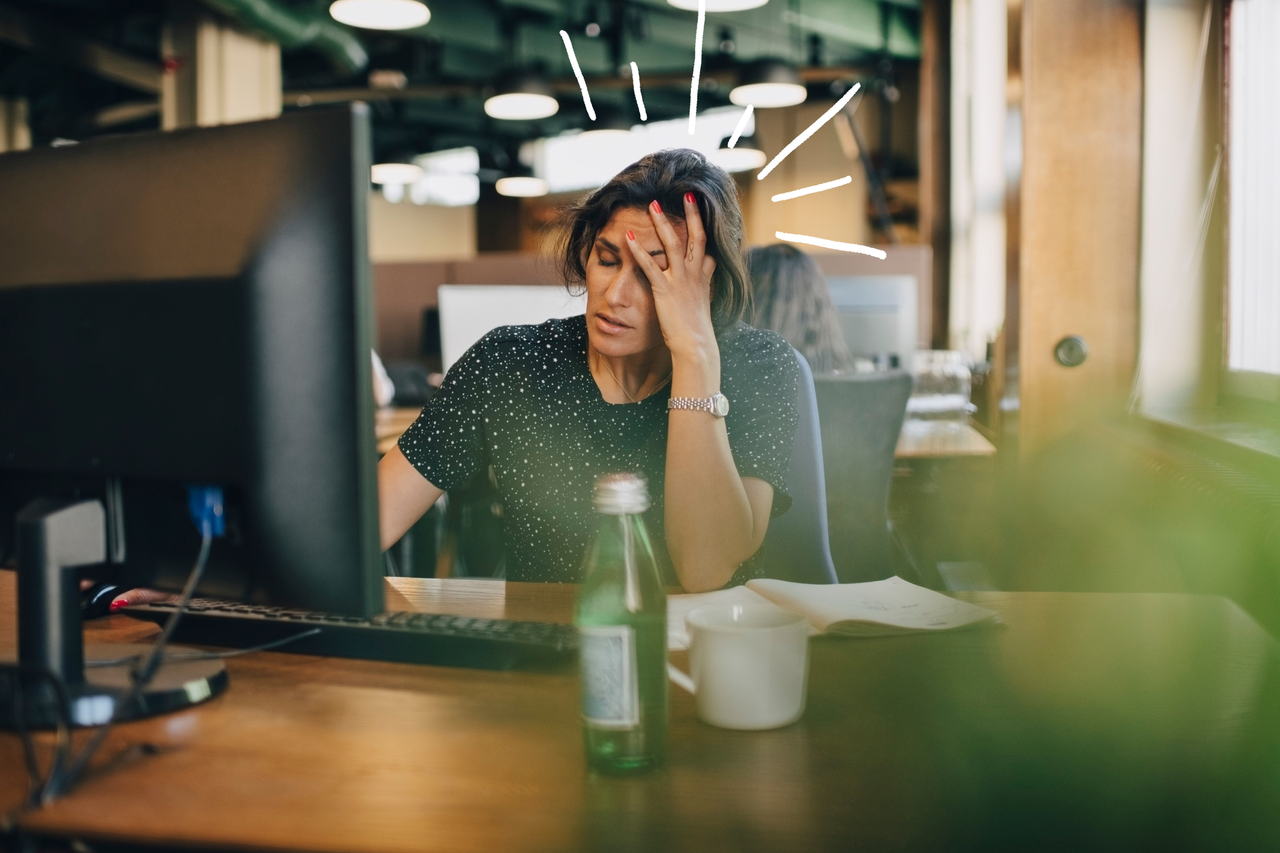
[1,662,71,810]
[50,529,211,799]
[51,485,224,801]
[84,627,323,668]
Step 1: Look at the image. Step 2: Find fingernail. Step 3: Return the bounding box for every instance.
[626,230,635,241]
[650,200,662,214]
[685,192,696,204]
[110,598,127,612]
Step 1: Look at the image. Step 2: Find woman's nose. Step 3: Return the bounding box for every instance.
[605,265,641,306]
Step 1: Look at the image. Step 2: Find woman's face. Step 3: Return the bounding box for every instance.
[584,206,689,360]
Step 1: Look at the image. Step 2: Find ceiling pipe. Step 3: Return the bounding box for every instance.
[283,65,870,107]
[198,0,368,76]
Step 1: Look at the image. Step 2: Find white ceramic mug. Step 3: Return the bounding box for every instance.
[667,604,810,730]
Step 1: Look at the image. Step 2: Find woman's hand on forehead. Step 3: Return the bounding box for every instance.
[624,193,717,358]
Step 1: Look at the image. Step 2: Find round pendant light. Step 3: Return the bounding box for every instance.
[667,0,768,10]
[708,135,767,173]
[370,159,423,186]
[485,69,559,121]
[330,0,430,30]
[730,59,807,108]
[578,106,633,140]
[495,176,550,197]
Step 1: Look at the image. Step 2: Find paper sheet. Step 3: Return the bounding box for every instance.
[747,576,1000,636]
[667,577,999,648]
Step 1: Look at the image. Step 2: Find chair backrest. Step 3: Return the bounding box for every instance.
[759,349,838,584]
[384,360,434,406]
[813,372,912,583]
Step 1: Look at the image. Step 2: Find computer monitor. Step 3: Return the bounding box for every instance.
[825,275,919,364]
[438,285,587,372]
[0,106,382,723]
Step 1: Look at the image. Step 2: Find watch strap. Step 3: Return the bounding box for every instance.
[667,396,713,413]
[668,393,730,418]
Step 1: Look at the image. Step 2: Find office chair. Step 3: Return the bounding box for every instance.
[384,361,435,406]
[759,349,839,584]
[813,372,913,583]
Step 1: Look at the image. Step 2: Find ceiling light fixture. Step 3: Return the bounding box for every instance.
[667,0,768,11]
[730,59,807,108]
[370,161,424,185]
[578,108,633,141]
[330,0,431,30]
[416,147,481,175]
[495,176,550,197]
[485,69,560,121]
[410,173,479,207]
[708,134,767,173]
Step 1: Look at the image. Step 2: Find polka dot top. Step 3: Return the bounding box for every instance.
[398,314,800,588]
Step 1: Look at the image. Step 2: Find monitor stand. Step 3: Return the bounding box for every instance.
[0,499,227,729]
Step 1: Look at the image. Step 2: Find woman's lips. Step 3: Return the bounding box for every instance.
[595,313,631,333]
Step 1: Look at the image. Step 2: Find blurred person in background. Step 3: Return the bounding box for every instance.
[747,243,854,374]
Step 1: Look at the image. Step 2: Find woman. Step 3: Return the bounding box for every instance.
[746,243,854,374]
[380,149,799,592]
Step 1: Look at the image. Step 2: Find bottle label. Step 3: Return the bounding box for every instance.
[579,625,639,730]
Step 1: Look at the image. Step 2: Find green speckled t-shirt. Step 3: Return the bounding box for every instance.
[398,314,799,587]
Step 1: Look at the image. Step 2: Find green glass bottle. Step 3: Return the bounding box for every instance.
[575,473,668,774]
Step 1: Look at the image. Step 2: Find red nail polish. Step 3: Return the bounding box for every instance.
[626,230,635,241]
[651,200,662,214]
[110,599,126,612]
[685,192,696,204]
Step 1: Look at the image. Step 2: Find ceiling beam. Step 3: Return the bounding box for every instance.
[283,65,869,107]
[0,4,161,95]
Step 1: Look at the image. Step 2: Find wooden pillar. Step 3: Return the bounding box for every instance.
[0,97,31,152]
[919,0,951,349]
[161,1,281,131]
[1017,0,1142,453]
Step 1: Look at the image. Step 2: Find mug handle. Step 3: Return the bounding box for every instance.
[667,662,696,695]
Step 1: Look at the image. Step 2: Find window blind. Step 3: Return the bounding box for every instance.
[1227,0,1280,373]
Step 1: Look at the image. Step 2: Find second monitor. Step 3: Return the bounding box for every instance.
[438,285,587,372]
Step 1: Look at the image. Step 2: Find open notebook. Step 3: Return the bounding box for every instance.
[667,576,1000,651]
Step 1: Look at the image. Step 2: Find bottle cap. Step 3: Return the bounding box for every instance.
[593,472,650,515]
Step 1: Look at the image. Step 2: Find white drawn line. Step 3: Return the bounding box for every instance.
[771,175,852,202]
[775,231,886,260]
[757,82,860,180]
[688,0,705,135]
[559,30,596,121]
[728,104,753,148]
[630,62,647,122]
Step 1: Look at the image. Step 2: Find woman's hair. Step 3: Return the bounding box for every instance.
[746,243,854,374]
[550,148,751,332]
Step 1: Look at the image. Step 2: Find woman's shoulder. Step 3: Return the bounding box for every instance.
[719,323,800,408]
[470,314,588,356]
[719,321,797,367]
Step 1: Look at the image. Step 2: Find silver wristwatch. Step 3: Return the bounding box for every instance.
[668,393,730,418]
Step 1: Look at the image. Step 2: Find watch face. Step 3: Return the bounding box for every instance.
[712,394,730,417]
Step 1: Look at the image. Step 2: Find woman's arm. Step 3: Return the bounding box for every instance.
[626,194,772,592]
[110,438,442,610]
[378,446,444,551]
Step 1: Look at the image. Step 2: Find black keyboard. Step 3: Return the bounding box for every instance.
[122,599,579,671]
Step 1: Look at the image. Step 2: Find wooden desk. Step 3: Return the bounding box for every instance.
[380,408,996,462]
[890,422,998,575]
[895,421,997,459]
[376,407,421,456]
[5,573,1280,851]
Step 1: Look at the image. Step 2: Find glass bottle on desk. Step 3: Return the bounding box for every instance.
[575,473,667,774]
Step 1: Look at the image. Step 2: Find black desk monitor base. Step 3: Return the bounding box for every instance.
[0,498,226,729]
